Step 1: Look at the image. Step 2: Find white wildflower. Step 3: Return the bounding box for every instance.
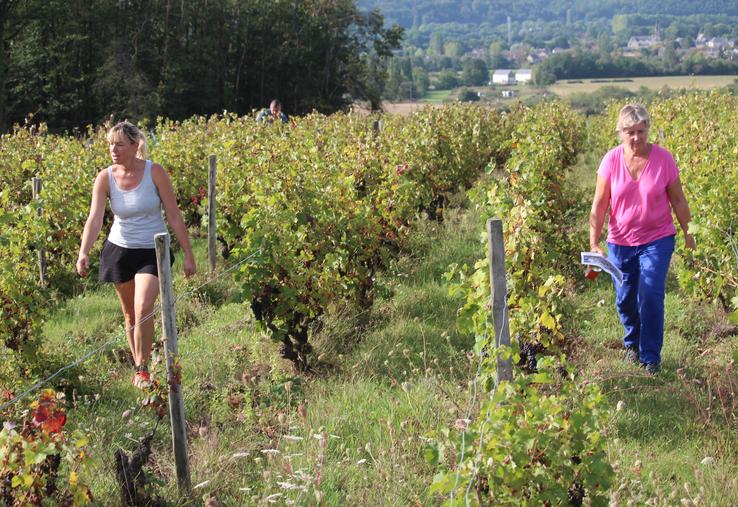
[277,481,299,490]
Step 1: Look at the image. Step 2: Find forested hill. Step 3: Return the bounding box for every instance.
[358,0,738,27]
[0,0,402,133]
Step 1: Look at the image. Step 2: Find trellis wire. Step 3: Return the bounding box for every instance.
[0,248,260,413]
[448,305,509,506]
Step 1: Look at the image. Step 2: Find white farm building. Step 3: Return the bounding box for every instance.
[515,69,533,84]
[492,69,515,85]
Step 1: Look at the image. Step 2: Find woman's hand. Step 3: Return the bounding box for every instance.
[183,253,196,277]
[589,244,605,256]
[76,254,89,277]
[684,233,696,250]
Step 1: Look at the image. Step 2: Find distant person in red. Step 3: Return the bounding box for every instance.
[589,104,695,375]
[76,121,196,388]
[257,99,289,124]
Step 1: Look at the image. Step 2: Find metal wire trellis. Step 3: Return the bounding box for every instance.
[448,303,509,507]
[463,305,509,505]
[0,248,260,414]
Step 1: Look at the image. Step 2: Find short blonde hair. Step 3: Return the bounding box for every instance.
[107,121,148,159]
[616,104,650,131]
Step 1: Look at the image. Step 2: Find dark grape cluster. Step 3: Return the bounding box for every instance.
[567,482,585,506]
[1,473,14,506]
[517,340,545,373]
[40,454,61,496]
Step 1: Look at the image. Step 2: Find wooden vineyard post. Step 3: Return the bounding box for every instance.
[487,218,512,384]
[207,155,217,273]
[31,177,47,287]
[154,233,192,496]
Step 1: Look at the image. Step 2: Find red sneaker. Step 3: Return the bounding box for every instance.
[133,369,151,388]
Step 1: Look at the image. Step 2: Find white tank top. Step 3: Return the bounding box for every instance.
[107,160,166,249]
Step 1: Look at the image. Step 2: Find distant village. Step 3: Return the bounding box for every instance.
[621,33,736,60]
[477,32,737,87]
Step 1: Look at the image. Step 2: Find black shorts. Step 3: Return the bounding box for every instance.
[98,240,175,283]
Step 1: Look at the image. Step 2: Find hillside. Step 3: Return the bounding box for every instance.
[359,0,738,27]
[359,0,738,50]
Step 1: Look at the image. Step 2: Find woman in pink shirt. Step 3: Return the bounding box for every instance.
[589,104,695,374]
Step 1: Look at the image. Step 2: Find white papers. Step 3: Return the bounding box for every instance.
[581,252,624,286]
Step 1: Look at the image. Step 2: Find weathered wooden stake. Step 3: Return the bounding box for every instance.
[372,119,381,133]
[207,155,217,273]
[31,177,47,287]
[487,218,512,384]
[154,233,191,497]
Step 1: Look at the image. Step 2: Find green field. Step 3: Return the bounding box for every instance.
[550,74,738,96]
[419,89,453,103]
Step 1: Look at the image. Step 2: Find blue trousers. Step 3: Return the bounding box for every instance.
[607,235,675,365]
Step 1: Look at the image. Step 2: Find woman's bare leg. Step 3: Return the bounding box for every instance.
[113,280,136,363]
[133,273,160,367]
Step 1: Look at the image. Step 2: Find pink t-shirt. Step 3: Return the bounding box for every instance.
[598,144,678,246]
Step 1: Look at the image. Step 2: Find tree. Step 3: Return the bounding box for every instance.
[384,58,405,100]
[412,67,429,97]
[488,41,510,69]
[6,0,105,129]
[548,35,570,50]
[362,54,389,111]
[612,14,630,35]
[662,39,679,68]
[444,40,464,58]
[509,43,531,66]
[457,88,479,102]
[428,32,444,56]
[596,33,613,53]
[2,0,403,132]
[533,66,557,86]
[0,0,30,130]
[462,58,488,86]
[435,70,459,90]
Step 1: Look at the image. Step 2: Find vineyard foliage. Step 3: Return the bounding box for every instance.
[1,95,736,503]
[589,92,738,320]
[0,125,108,356]
[1,104,510,369]
[434,102,614,504]
[0,390,93,505]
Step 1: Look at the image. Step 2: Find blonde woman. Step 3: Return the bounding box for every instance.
[589,104,695,375]
[77,121,196,387]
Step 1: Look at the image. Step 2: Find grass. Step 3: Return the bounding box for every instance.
[567,149,738,505]
[383,75,738,117]
[9,209,482,505]
[572,282,738,505]
[549,74,738,97]
[4,149,738,505]
[420,90,453,103]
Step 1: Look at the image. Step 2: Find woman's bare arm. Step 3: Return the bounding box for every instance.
[667,176,696,249]
[589,175,611,255]
[152,164,196,276]
[76,170,109,276]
